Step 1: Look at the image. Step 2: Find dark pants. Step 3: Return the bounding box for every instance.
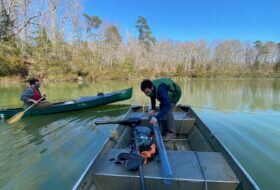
[159,103,176,134]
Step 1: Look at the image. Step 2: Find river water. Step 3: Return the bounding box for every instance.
[0,78,279,190]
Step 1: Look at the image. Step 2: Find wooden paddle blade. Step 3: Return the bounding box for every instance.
[7,111,25,124]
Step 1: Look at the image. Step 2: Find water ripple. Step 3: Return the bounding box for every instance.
[0,105,129,190]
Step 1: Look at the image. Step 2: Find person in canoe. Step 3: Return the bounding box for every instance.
[20,78,49,109]
[141,78,182,141]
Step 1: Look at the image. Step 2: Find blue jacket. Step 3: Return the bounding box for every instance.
[20,87,44,109]
[151,84,171,120]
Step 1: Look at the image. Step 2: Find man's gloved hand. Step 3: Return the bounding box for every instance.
[148,109,155,116]
[150,116,158,125]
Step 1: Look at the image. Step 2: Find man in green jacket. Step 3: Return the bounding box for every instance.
[141,78,181,141]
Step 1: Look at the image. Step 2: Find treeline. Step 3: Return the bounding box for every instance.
[1,0,280,81]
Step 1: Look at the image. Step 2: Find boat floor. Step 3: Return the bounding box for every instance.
[89,108,240,190]
[164,136,192,151]
[92,133,239,190]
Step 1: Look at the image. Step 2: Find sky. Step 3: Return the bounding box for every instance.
[83,0,280,42]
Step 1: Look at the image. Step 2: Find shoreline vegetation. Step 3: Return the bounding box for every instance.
[1,69,280,83]
[1,1,280,83]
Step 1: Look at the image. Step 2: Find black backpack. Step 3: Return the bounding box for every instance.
[115,153,144,171]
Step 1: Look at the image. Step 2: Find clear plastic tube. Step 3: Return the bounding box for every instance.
[153,124,174,184]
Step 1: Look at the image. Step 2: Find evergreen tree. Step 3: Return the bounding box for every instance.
[275,42,280,71]
[84,14,102,35]
[135,16,155,49]
[31,26,52,59]
[104,25,122,48]
[254,40,263,68]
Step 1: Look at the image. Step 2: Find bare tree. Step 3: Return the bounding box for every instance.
[47,0,58,48]
[69,0,82,43]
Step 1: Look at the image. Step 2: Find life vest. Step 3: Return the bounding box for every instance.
[136,126,157,164]
[31,87,42,101]
[152,78,182,103]
[140,143,156,164]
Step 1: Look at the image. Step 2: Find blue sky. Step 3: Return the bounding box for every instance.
[84,0,280,42]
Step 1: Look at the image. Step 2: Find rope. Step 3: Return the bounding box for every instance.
[194,151,208,190]
[109,132,131,152]
[177,110,208,189]
[90,106,131,117]
[179,118,184,139]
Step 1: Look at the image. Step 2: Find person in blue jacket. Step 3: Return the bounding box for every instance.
[20,79,45,109]
[141,78,181,141]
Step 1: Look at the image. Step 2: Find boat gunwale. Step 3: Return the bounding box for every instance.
[71,106,133,190]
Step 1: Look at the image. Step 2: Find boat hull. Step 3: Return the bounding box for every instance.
[72,105,260,190]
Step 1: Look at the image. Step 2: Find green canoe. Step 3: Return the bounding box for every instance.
[0,88,132,119]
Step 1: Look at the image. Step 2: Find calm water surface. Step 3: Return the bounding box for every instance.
[0,78,279,190]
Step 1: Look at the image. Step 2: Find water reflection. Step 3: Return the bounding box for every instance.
[177,78,280,112]
[1,78,279,111]
[197,109,280,190]
[0,105,130,190]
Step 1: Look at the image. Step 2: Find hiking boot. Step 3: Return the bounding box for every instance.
[163,132,176,142]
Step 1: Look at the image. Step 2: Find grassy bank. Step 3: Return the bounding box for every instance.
[1,66,280,83]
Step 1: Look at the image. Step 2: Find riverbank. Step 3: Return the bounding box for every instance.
[1,67,280,83]
[1,39,280,83]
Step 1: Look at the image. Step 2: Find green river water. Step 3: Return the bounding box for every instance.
[0,78,279,190]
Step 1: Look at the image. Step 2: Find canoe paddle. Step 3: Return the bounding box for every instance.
[7,96,45,124]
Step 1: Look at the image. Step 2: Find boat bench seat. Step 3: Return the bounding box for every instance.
[127,112,196,134]
[93,148,239,190]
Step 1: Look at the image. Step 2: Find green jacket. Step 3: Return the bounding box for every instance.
[152,78,181,103]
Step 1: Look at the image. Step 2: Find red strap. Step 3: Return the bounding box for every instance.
[31,87,41,101]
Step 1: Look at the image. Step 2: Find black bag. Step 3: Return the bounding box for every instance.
[115,153,144,171]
